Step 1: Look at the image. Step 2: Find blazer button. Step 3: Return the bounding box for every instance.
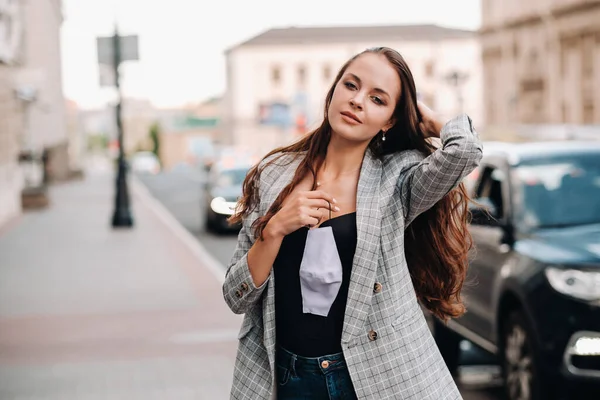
[240,282,249,292]
[373,282,382,293]
[368,330,378,341]
[235,289,243,298]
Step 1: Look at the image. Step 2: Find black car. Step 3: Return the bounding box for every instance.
[203,163,250,233]
[432,141,600,399]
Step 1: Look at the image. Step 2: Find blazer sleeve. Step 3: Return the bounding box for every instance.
[222,207,269,314]
[397,113,483,227]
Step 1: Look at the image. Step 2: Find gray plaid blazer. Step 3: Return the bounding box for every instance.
[223,114,482,399]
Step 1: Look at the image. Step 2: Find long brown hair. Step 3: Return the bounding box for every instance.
[230,47,472,321]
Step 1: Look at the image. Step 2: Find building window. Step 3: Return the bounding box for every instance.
[529,49,538,65]
[582,43,594,78]
[583,104,594,124]
[425,61,435,78]
[323,65,332,81]
[272,66,281,85]
[297,65,306,86]
[512,42,519,58]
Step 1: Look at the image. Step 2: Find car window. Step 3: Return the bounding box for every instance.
[474,166,505,219]
[514,155,600,228]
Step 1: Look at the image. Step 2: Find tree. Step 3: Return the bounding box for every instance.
[148,122,160,159]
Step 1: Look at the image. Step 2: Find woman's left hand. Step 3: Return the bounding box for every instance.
[417,101,449,138]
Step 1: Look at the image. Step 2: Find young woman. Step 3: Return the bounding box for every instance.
[223,47,482,400]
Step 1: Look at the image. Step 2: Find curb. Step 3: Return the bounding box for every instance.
[129,176,227,285]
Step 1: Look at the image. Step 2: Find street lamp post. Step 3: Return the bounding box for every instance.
[110,25,133,228]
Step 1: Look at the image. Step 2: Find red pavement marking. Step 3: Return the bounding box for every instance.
[0,305,240,365]
[0,339,239,365]
[0,309,234,346]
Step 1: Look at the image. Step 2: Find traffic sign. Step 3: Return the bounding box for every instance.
[96,35,139,65]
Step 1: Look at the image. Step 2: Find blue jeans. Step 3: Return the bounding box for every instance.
[276,346,358,400]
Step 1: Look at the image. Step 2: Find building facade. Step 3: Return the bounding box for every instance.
[18,0,70,181]
[158,98,222,171]
[223,25,484,156]
[0,0,25,227]
[481,0,600,125]
[0,0,69,227]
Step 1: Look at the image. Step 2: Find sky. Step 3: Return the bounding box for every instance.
[60,0,481,110]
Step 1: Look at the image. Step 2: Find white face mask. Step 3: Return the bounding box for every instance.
[298,225,343,317]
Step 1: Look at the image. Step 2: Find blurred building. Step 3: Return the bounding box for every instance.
[481,0,600,125]
[223,24,483,155]
[159,97,223,171]
[17,0,70,180]
[0,1,24,228]
[77,97,222,170]
[121,98,166,153]
[0,0,69,227]
[64,99,85,173]
[79,99,186,154]
[159,117,220,171]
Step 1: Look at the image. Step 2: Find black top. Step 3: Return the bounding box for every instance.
[274,212,357,357]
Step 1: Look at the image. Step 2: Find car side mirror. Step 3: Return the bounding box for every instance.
[469,198,500,226]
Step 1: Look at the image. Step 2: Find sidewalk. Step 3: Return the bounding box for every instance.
[0,167,242,399]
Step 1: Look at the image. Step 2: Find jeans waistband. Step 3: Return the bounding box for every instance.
[277,346,347,375]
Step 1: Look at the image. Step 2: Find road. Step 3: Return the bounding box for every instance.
[136,167,506,400]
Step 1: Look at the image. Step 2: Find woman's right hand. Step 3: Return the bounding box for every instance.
[265,190,339,238]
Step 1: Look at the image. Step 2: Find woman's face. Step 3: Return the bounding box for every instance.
[327,53,401,145]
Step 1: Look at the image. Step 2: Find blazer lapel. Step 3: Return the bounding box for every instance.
[261,155,302,212]
[260,154,303,374]
[342,149,382,343]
